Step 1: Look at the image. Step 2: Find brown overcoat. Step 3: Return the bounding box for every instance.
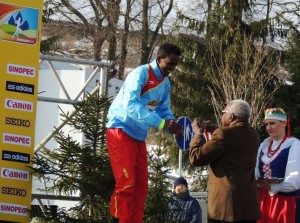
[189,122,260,222]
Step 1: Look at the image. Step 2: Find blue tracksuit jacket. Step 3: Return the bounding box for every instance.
[106,60,175,141]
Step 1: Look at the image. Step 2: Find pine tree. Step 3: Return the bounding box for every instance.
[31,92,115,222]
[167,0,290,190]
[275,31,300,138]
[144,132,174,223]
[171,0,285,129]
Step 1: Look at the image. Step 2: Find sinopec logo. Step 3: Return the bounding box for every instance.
[6,81,34,95]
[7,63,35,78]
[3,133,31,147]
[1,186,27,197]
[1,168,29,181]
[2,150,30,164]
[5,98,33,112]
[0,202,27,216]
[5,116,31,128]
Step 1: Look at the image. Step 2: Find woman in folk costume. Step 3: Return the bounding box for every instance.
[255,108,300,223]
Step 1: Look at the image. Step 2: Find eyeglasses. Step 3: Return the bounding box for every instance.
[222,110,228,113]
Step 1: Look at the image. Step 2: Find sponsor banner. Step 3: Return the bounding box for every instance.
[5,116,31,128]
[3,132,31,147]
[1,167,29,181]
[6,81,34,95]
[6,63,36,78]
[1,186,27,197]
[0,1,43,222]
[0,203,27,216]
[4,98,33,112]
[2,150,30,164]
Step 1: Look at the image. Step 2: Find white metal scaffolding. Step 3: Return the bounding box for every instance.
[32,54,114,213]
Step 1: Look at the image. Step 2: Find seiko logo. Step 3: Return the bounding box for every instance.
[1,186,27,197]
[3,133,31,147]
[5,98,33,112]
[0,202,27,216]
[6,81,34,95]
[5,117,31,128]
[7,63,35,77]
[1,168,29,181]
[2,150,30,164]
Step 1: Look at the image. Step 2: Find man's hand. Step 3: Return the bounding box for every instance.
[164,119,183,137]
[202,120,218,133]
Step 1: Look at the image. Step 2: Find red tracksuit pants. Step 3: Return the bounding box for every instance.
[106,128,148,223]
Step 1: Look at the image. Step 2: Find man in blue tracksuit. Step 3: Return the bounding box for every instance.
[106,43,183,223]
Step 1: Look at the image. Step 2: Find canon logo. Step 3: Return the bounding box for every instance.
[1,186,27,197]
[2,150,30,164]
[1,168,29,181]
[5,98,33,112]
[5,117,31,128]
[7,63,35,77]
[6,81,34,95]
[0,202,27,216]
[3,132,31,147]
